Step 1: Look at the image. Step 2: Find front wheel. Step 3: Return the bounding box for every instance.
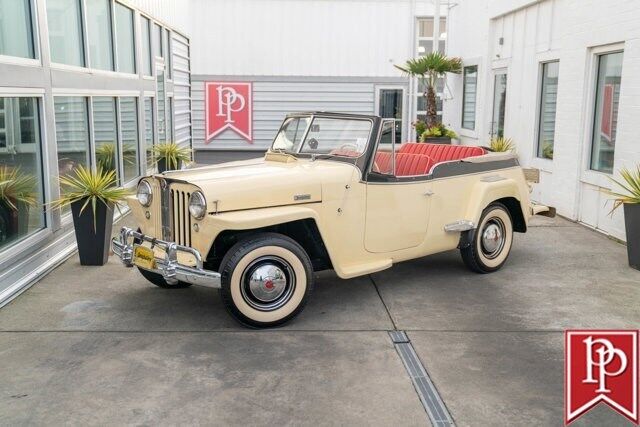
[218,233,314,328]
[460,203,514,273]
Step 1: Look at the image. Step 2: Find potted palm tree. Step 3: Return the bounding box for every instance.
[154,142,192,173]
[396,52,462,143]
[0,166,37,245]
[51,166,129,266]
[608,165,640,270]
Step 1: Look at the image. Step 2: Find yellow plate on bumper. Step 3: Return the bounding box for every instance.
[133,245,157,270]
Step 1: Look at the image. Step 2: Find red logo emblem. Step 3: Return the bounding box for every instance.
[565,330,639,424]
[205,82,252,143]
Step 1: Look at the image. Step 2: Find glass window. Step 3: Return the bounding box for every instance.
[537,61,559,159]
[164,29,172,79]
[167,97,173,142]
[46,0,84,66]
[92,97,118,181]
[144,97,154,169]
[462,65,478,130]
[114,2,135,74]
[272,117,311,152]
[157,69,166,142]
[140,16,152,76]
[54,97,90,212]
[86,0,113,70]
[371,121,396,175]
[491,72,508,138]
[119,97,139,182]
[0,0,35,59]
[153,23,162,58]
[0,97,44,250]
[417,18,446,38]
[378,89,403,143]
[590,52,623,173]
[300,117,372,157]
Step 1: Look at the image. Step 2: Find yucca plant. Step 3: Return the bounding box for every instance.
[489,137,516,153]
[607,165,640,270]
[607,166,640,214]
[96,143,137,172]
[51,166,130,266]
[154,142,191,172]
[396,52,462,129]
[0,166,37,210]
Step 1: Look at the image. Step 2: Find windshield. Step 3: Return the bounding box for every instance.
[271,116,372,158]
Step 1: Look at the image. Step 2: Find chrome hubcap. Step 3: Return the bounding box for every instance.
[481,219,505,259]
[241,256,295,311]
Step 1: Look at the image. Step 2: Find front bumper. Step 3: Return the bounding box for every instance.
[111,227,221,289]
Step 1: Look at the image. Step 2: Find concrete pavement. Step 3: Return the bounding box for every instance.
[0,215,638,426]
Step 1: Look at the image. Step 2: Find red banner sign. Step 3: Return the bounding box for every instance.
[205,82,253,143]
[600,83,614,143]
[565,330,638,425]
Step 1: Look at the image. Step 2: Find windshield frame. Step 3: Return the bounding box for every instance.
[270,112,378,161]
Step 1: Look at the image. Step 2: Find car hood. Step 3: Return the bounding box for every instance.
[157,155,357,213]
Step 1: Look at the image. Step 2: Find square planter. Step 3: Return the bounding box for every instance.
[624,203,640,270]
[423,137,452,144]
[157,158,182,173]
[71,199,114,266]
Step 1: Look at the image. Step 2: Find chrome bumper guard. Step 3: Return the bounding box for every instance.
[111,227,221,289]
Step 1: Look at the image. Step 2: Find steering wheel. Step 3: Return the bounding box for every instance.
[337,143,359,152]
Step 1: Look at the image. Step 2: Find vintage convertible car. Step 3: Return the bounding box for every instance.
[112,112,553,327]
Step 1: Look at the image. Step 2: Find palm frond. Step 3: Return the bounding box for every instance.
[50,165,130,230]
[607,165,640,215]
[489,137,515,153]
[0,166,37,210]
[154,142,192,170]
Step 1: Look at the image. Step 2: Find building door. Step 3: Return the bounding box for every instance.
[490,70,508,138]
[376,87,406,143]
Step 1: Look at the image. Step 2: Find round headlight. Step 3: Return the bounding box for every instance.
[189,191,207,219]
[137,180,153,207]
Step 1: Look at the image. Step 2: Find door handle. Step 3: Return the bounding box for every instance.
[423,190,434,196]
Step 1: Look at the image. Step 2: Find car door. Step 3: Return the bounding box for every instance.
[364,121,433,253]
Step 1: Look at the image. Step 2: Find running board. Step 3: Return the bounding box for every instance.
[444,220,475,232]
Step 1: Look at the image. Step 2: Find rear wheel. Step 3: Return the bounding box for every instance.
[460,203,514,273]
[219,233,314,328]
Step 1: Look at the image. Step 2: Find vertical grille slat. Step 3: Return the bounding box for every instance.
[165,184,193,247]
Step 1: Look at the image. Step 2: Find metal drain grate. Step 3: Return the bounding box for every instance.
[390,331,455,427]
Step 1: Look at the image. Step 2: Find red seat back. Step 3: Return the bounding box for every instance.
[373,152,434,176]
[399,143,485,163]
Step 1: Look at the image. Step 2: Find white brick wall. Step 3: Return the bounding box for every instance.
[443,0,640,241]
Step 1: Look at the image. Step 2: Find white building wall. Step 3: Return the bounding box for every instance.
[444,0,640,241]
[127,0,192,33]
[189,0,440,77]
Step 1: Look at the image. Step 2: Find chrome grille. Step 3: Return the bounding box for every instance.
[171,187,192,247]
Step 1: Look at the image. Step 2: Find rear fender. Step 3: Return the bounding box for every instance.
[464,179,528,228]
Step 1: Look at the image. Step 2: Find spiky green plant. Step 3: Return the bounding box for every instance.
[96,142,137,172]
[542,141,554,159]
[396,52,463,128]
[0,166,37,210]
[489,137,515,153]
[154,142,192,170]
[607,165,640,215]
[51,166,130,230]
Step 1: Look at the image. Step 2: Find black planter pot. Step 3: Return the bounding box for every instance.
[157,158,182,173]
[0,200,29,245]
[624,203,640,271]
[71,199,114,266]
[423,136,452,144]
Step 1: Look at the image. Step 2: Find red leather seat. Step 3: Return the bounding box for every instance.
[373,152,434,176]
[399,143,485,164]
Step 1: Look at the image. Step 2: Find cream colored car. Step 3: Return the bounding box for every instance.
[112,112,552,327]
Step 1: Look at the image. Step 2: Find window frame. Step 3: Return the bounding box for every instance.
[0,0,40,64]
[461,65,478,131]
[579,44,625,188]
[113,1,137,74]
[0,93,50,260]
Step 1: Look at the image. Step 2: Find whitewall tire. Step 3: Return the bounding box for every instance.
[219,233,314,328]
[461,203,514,273]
